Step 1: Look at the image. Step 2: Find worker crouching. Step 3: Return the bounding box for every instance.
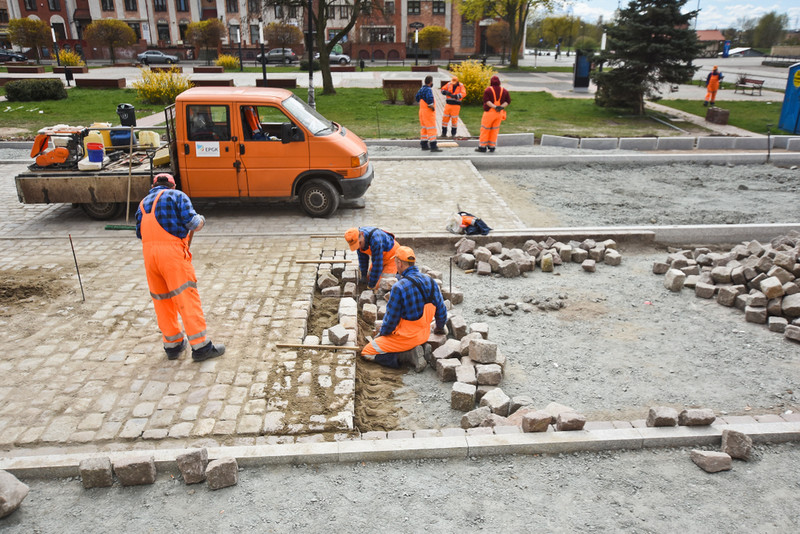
[136,173,225,362]
[361,246,448,371]
[345,226,401,291]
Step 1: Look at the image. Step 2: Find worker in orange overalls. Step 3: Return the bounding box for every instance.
[414,75,441,152]
[345,226,401,290]
[136,173,225,362]
[441,75,466,138]
[361,246,448,371]
[704,66,723,107]
[476,75,510,153]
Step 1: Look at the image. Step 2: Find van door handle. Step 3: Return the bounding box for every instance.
[239,144,245,155]
[183,143,189,155]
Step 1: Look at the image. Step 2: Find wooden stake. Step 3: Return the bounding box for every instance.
[309,235,341,238]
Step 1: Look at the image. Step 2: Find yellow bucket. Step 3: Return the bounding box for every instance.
[89,122,112,147]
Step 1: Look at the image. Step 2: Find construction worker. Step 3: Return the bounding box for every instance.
[414,75,442,152]
[135,173,225,362]
[704,66,723,107]
[476,75,510,153]
[345,226,400,290]
[441,75,466,137]
[361,246,447,371]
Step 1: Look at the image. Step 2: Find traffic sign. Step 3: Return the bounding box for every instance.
[409,22,424,29]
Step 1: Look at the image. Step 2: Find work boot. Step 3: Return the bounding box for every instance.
[451,127,458,137]
[441,127,448,137]
[165,339,186,360]
[703,101,708,107]
[488,147,495,153]
[420,141,430,151]
[430,142,443,153]
[192,342,225,362]
[475,147,486,153]
[398,346,426,372]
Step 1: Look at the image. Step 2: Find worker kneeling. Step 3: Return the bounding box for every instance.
[361,246,448,371]
[345,226,400,291]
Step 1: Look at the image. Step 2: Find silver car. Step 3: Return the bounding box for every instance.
[315,51,351,65]
[137,50,179,64]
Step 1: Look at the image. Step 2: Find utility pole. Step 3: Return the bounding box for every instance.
[307,0,315,108]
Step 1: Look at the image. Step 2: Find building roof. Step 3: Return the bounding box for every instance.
[697,30,726,42]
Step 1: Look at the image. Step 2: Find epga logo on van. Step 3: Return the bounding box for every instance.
[196,142,220,157]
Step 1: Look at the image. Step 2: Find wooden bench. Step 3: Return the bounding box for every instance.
[330,65,355,72]
[191,78,234,87]
[151,66,182,73]
[255,78,297,88]
[411,65,438,72]
[382,78,423,89]
[75,77,126,88]
[0,76,61,87]
[53,66,89,74]
[6,65,45,74]
[193,66,224,73]
[734,78,764,95]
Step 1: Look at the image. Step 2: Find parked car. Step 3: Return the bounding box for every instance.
[0,49,28,63]
[137,50,179,65]
[257,48,298,65]
[314,51,351,65]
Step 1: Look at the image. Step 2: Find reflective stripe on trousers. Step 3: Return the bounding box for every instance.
[419,101,437,142]
[361,303,436,358]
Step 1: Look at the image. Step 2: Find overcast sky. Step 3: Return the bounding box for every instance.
[553,1,800,31]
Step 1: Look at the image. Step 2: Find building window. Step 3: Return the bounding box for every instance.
[24,0,35,10]
[179,24,188,41]
[339,5,351,18]
[226,0,238,13]
[288,6,297,17]
[250,24,260,45]
[48,0,61,11]
[461,18,474,48]
[176,0,189,12]
[157,23,170,42]
[128,22,141,39]
[153,0,167,12]
[432,1,445,15]
[51,22,66,40]
[407,1,419,15]
[0,9,9,23]
[124,0,137,11]
[274,5,283,18]
[364,26,394,43]
[328,7,336,21]
[247,0,258,12]
[101,0,114,11]
[384,1,394,15]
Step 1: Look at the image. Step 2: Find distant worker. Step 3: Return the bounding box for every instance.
[344,226,401,290]
[136,173,225,362]
[704,65,723,107]
[476,75,510,153]
[361,246,447,371]
[414,75,442,152]
[441,75,467,138]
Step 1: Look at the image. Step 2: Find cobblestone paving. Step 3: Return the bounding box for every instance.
[0,158,524,455]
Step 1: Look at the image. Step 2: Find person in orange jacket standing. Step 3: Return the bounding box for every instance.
[136,173,225,362]
[476,75,510,153]
[414,75,442,152]
[704,65,723,107]
[441,75,466,137]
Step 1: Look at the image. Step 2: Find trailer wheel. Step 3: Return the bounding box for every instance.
[299,179,339,218]
[80,202,124,220]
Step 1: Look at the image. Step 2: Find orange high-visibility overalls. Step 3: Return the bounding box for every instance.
[362,228,400,287]
[479,86,506,150]
[361,303,436,358]
[705,70,722,106]
[419,99,437,145]
[140,190,209,352]
[441,81,466,133]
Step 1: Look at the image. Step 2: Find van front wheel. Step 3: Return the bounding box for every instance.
[299,179,340,218]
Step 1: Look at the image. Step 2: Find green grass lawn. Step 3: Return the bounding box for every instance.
[656,98,789,135]
[0,86,754,140]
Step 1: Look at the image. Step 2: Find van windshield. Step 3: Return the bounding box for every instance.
[282,95,335,136]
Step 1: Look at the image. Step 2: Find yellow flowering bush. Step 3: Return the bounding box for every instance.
[215,54,240,71]
[449,60,496,106]
[58,49,85,66]
[132,67,193,105]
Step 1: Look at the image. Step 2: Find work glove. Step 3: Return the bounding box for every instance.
[433,326,446,336]
[428,104,435,110]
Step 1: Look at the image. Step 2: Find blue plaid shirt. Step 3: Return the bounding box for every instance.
[357,226,396,289]
[380,266,447,337]
[135,186,203,239]
[415,84,434,105]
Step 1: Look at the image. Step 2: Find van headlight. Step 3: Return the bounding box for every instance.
[350,152,368,167]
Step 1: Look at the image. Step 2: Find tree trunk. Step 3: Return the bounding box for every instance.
[110,44,116,64]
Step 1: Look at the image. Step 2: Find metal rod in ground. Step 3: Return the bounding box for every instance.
[68,234,85,302]
[296,259,353,264]
[449,256,453,296]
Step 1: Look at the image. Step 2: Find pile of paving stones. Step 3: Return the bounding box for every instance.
[77,448,238,490]
[452,236,622,277]
[653,233,800,343]
[474,293,568,316]
[0,469,28,518]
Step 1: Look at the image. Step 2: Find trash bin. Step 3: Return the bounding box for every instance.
[117,103,136,127]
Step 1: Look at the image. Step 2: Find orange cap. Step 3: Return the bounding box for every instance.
[713,65,718,69]
[396,246,416,263]
[344,227,360,250]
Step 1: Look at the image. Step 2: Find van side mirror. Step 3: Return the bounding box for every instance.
[281,123,301,144]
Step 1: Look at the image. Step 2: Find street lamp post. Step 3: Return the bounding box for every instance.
[259,21,267,86]
[307,0,315,108]
[51,28,60,66]
[235,27,243,72]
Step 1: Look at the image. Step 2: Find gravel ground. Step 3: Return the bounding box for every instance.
[3,443,799,532]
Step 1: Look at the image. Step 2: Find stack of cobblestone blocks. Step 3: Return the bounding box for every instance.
[78,448,238,490]
[453,236,622,277]
[653,233,800,343]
